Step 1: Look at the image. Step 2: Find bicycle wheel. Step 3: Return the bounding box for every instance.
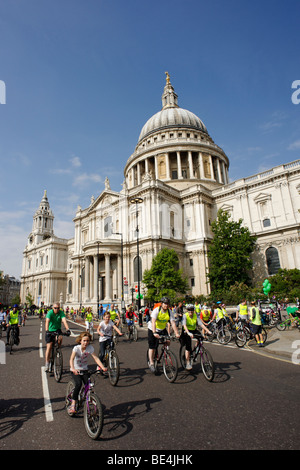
[276,320,286,331]
[200,347,214,382]
[65,381,75,415]
[108,350,120,386]
[235,330,247,348]
[9,329,15,354]
[54,348,63,382]
[90,327,94,342]
[261,327,267,344]
[179,344,187,369]
[162,350,178,383]
[217,328,232,345]
[133,326,138,342]
[84,392,103,440]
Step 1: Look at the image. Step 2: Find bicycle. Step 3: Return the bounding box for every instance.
[102,339,120,386]
[206,320,232,345]
[235,320,267,348]
[146,335,178,383]
[7,324,19,354]
[179,333,214,382]
[65,369,104,440]
[48,331,70,382]
[126,322,138,342]
[86,322,94,341]
[276,314,300,331]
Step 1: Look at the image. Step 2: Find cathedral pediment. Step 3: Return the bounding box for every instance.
[253,192,272,203]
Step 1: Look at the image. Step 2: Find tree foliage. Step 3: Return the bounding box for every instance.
[143,248,188,302]
[207,209,257,296]
[261,269,300,300]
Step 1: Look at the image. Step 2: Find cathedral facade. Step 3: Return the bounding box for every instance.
[20,76,300,308]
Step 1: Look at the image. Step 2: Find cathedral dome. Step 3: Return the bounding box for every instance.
[138,107,207,143]
[137,73,208,144]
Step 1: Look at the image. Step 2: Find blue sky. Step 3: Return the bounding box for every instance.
[0,0,299,278]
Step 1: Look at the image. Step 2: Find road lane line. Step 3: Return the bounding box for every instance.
[41,366,54,422]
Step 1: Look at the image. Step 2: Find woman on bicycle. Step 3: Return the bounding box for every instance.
[147,297,180,373]
[85,308,94,332]
[125,306,138,335]
[181,304,211,370]
[69,331,107,414]
[97,312,123,364]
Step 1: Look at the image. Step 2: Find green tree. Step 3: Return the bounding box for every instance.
[262,269,300,300]
[207,209,257,296]
[143,248,188,302]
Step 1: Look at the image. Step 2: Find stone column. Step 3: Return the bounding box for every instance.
[104,254,111,300]
[177,151,183,179]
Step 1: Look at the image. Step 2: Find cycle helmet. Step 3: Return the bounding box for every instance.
[160,297,170,304]
[186,304,195,311]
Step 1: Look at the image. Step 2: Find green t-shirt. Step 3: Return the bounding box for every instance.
[46,309,66,332]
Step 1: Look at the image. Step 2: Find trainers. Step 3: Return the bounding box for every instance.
[45,363,50,372]
[186,361,192,370]
[149,364,156,373]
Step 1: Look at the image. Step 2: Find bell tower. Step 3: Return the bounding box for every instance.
[31,190,54,243]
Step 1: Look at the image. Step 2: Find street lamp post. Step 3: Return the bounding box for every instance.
[130,197,143,312]
[113,232,124,310]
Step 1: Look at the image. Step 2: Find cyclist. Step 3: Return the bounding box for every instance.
[97,312,123,366]
[45,302,71,372]
[236,299,249,323]
[200,306,213,338]
[181,304,211,370]
[249,301,264,347]
[85,309,94,333]
[125,306,138,335]
[213,301,227,333]
[147,297,180,373]
[109,303,120,327]
[68,331,107,414]
[0,306,7,331]
[6,304,22,345]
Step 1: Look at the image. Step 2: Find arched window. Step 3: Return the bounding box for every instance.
[38,280,42,296]
[68,279,72,295]
[134,256,142,282]
[266,247,281,275]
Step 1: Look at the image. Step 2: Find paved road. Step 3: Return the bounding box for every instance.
[1,316,300,452]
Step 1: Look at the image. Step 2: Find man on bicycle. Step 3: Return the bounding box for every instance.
[109,303,120,327]
[6,304,22,345]
[85,309,94,333]
[235,299,249,324]
[147,297,180,373]
[45,302,70,372]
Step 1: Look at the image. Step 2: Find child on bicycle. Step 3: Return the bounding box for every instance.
[97,312,123,365]
[181,304,211,370]
[69,331,107,414]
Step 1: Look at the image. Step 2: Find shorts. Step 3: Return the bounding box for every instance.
[148,328,168,349]
[126,319,134,325]
[251,324,262,335]
[45,330,62,343]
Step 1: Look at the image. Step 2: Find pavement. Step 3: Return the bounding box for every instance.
[261,326,300,363]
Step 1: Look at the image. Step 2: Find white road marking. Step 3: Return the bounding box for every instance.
[41,366,54,422]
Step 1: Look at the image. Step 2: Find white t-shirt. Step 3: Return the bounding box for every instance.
[72,344,94,370]
[98,319,115,342]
